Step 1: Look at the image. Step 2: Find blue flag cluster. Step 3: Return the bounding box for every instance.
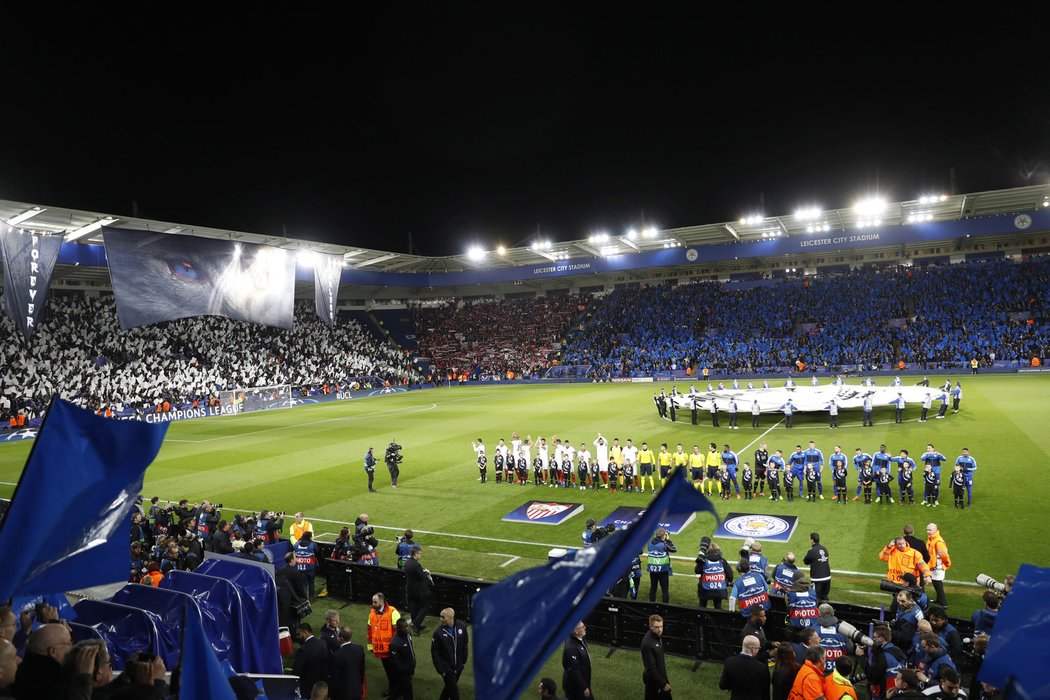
[979,563,1050,699]
[472,468,718,700]
[0,398,168,602]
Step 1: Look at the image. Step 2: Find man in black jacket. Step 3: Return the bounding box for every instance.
[292,623,329,700]
[803,531,831,601]
[329,626,365,700]
[561,621,593,700]
[388,618,416,700]
[640,615,671,700]
[430,608,468,700]
[404,546,432,635]
[719,635,770,700]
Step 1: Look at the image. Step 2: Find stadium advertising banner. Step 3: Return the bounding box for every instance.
[597,505,696,534]
[502,501,584,525]
[313,253,342,326]
[1,226,63,342]
[104,228,296,330]
[714,512,799,542]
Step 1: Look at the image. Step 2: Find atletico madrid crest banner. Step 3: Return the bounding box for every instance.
[0,226,63,342]
[502,500,584,525]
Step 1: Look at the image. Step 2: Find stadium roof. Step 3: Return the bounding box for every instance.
[2,184,1049,285]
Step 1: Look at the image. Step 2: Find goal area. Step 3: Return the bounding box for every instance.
[217,385,294,415]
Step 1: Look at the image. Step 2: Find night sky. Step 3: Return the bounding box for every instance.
[2,8,1047,256]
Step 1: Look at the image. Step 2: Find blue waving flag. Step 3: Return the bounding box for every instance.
[0,398,168,602]
[178,609,237,700]
[979,563,1049,698]
[472,468,718,700]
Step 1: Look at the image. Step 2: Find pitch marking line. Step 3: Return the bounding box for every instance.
[150,497,978,586]
[165,392,495,444]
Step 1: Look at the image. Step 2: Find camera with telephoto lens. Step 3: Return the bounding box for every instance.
[697,536,712,560]
[837,621,876,648]
[590,523,616,543]
[739,536,755,558]
[879,578,923,599]
[976,574,1008,594]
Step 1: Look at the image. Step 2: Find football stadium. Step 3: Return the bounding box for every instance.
[1,185,1049,699]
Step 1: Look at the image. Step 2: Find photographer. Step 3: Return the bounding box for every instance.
[396,530,416,569]
[972,591,1000,635]
[695,539,733,609]
[195,501,221,545]
[646,528,677,603]
[856,625,908,700]
[253,510,284,545]
[352,525,380,565]
[385,441,404,488]
[891,589,925,649]
[814,604,853,676]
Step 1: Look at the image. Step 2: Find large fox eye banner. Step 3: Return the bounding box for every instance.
[104,228,296,330]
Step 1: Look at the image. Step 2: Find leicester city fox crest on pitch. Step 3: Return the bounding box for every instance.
[714,512,799,542]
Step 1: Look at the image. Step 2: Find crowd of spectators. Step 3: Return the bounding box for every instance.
[561,257,1050,377]
[411,294,588,378]
[0,296,419,424]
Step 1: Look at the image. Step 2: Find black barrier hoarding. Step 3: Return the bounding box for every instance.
[1,227,62,342]
[104,228,295,330]
[313,253,342,327]
[318,547,976,662]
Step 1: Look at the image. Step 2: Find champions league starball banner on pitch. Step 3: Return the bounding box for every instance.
[1,226,63,342]
[104,228,296,330]
[597,505,696,535]
[502,501,584,525]
[714,512,799,542]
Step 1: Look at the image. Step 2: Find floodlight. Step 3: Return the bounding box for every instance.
[626,228,638,240]
[6,207,45,226]
[296,250,318,266]
[795,206,822,221]
[854,197,887,217]
[467,246,485,261]
[497,245,506,256]
[65,217,118,242]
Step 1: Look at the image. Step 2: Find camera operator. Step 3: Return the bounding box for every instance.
[695,538,733,609]
[195,501,221,546]
[729,559,771,618]
[925,605,963,663]
[915,632,957,687]
[814,604,853,676]
[772,552,799,597]
[396,529,416,569]
[891,589,925,649]
[855,625,908,700]
[385,441,404,488]
[253,510,284,545]
[647,528,677,603]
[352,525,380,565]
[173,499,195,527]
[972,591,1000,636]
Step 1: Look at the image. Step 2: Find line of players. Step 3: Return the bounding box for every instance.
[470,433,978,508]
[747,441,977,508]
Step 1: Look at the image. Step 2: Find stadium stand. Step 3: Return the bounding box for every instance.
[561,257,1050,377]
[0,296,419,423]
[410,294,589,379]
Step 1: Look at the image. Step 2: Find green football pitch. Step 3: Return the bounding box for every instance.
[1,375,1047,616]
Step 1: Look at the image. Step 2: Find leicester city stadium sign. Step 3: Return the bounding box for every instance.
[502,501,584,525]
[597,506,696,535]
[714,512,799,542]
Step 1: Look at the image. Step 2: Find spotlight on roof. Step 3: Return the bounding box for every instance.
[467,246,486,261]
[6,207,46,226]
[497,245,506,256]
[296,250,318,266]
[795,206,822,221]
[854,197,887,217]
[739,214,764,226]
[626,228,638,240]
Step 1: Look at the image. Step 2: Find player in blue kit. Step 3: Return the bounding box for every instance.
[955,448,977,506]
[721,445,741,499]
[803,440,825,499]
[788,446,806,484]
